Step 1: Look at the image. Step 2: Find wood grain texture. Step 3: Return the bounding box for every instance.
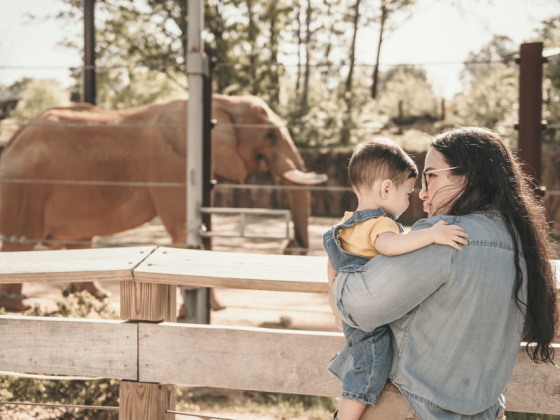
[139,323,560,414]
[0,246,155,284]
[120,282,177,322]
[138,322,345,396]
[133,247,329,293]
[0,315,137,380]
[120,381,175,420]
[504,345,560,414]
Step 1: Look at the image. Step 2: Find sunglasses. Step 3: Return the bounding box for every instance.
[422,167,461,192]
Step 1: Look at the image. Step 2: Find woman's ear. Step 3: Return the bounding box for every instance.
[381,179,393,199]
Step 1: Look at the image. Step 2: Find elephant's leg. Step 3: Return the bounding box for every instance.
[0,241,36,311]
[66,240,112,301]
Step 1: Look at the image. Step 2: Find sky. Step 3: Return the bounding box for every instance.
[1,0,560,99]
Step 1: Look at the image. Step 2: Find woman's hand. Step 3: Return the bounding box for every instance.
[327,260,338,285]
[334,315,343,332]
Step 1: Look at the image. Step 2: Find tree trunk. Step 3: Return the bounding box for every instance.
[340,0,361,145]
[371,2,386,99]
[295,0,302,93]
[269,3,280,107]
[322,0,333,88]
[210,1,229,93]
[300,0,312,117]
[247,0,259,95]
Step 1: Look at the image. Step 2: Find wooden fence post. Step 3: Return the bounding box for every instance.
[518,42,544,184]
[120,281,177,419]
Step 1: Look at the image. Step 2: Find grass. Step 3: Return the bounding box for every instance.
[176,388,338,420]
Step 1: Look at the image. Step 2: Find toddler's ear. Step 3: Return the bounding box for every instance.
[381,179,393,198]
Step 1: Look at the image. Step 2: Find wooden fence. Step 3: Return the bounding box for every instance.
[0,246,559,418]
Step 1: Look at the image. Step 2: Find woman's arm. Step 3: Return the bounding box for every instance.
[327,260,343,331]
[332,220,453,331]
[375,220,467,256]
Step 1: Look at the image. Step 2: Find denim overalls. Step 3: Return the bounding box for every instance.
[323,208,404,407]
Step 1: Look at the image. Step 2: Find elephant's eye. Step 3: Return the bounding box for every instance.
[265,130,277,145]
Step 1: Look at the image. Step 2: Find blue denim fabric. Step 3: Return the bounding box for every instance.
[322,207,404,273]
[323,208,404,406]
[333,209,525,420]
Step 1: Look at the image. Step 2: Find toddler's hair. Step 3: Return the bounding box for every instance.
[348,138,418,189]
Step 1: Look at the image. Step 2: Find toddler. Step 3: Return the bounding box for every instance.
[323,138,467,420]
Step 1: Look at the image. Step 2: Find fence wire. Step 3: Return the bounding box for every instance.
[0,178,353,192]
[0,401,119,411]
[0,371,104,381]
[0,59,505,71]
[167,410,240,420]
[0,121,404,130]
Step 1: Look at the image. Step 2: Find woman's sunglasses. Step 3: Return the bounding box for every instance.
[422,167,461,192]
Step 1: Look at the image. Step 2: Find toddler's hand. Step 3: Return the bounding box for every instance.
[431,220,468,251]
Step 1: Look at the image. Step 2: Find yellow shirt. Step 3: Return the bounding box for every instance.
[337,212,400,258]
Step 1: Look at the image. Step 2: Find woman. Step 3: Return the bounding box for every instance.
[331,127,557,420]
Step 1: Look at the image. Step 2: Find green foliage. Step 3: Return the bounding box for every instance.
[377,66,438,121]
[10,79,72,125]
[177,388,338,419]
[457,65,518,130]
[540,16,560,150]
[0,287,119,420]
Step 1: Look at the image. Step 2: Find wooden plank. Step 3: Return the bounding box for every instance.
[139,323,560,414]
[0,246,155,284]
[138,322,344,396]
[120,382,175,420]
[0,315,137,380]
[133,247,328,293]
[504,344,560,414]
[120,281,177,322]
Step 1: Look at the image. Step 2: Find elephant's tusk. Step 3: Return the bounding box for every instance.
[281,169,328,185]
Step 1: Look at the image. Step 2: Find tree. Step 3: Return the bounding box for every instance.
[299,0,313,116]
[445,36,517,134]
[339,0,362,145]
[377,66,437,122]
[370,0,416,99]
[11,79,72,124]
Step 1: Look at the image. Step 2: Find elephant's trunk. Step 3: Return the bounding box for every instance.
[283,180,310,251]
[265,132,326,253]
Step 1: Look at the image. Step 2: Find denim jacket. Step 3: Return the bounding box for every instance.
[333,210,526,420]
[322,207,404,273]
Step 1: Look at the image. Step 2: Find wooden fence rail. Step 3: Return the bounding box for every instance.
[0,246,560,418]
[2,316,560,415]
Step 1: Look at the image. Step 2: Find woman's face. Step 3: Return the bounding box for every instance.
[419,148,465,218]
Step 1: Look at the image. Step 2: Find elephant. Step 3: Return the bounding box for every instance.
[0,94,327,311]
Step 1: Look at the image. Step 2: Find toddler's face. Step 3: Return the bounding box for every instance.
[383,177,417,219]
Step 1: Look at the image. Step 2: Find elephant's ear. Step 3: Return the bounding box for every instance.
[212,107,247,182]
[158,100,187,157]
[157,99,247,182]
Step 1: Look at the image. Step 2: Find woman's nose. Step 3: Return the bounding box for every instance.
[419,186,428,201]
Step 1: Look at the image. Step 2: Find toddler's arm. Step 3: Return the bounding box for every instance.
[375,220,468,256]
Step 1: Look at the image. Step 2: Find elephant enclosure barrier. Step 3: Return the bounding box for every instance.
[0,247,560,419]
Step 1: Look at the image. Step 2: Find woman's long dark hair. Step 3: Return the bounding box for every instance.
[431,127,557,363]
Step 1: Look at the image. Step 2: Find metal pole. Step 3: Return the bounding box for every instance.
[83,0,96,105]
[182,0,210,325]
[202,47,213,251]
[518,42,544,184]
[186,0,207,248]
